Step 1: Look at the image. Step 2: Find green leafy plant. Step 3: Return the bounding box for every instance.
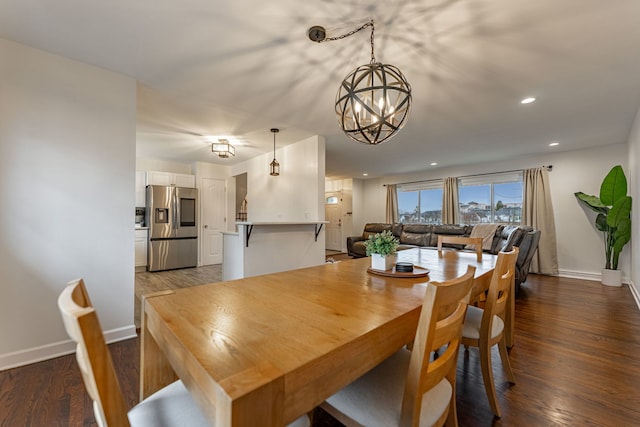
[364,230,399,256]
[575,165,632,270]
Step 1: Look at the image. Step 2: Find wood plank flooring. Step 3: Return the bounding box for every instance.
[2,272,639,426]
[134,264,222,328]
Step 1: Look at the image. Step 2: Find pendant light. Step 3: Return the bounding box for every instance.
[308,19,411,145]
[269,128,280,176]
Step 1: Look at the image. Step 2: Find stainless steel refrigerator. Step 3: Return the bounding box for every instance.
[146,185,198,272]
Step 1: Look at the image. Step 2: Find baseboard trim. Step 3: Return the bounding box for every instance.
[557,270,601,282]
[557,269,633,284]
[629,280,640,310]
[0,325,137,371]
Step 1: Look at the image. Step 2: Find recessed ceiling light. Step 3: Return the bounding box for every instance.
[362,173,369,176]
[430,162,438,166]
[521,97,536,104]
[549,141,560,147]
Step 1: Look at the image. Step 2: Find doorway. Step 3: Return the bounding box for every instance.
[325,191,342,251]
[200,178,225,265]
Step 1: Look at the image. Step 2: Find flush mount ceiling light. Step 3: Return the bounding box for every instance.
[308,19,411,145]
[269,128,280,176]
[211,139,235,158]
[521,97,536,104]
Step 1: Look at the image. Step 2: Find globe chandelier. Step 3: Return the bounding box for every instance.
[308,19,412,145]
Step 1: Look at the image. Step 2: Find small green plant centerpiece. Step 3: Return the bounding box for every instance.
[574,164,632,286]
[365,230,400,271]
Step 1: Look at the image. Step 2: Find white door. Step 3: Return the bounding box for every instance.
[325,191,342,251]
[201,178,225,265]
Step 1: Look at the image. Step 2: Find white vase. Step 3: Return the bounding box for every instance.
[371,253,394,271]
[601,268,622,287]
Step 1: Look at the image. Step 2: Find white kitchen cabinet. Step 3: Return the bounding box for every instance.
[146,171,172,186]
[173,173,196,188]
[146,171,196,188]
[135,171,147,207]
[135,229,148,269]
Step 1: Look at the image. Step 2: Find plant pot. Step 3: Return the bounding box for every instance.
[371,253,395,271]
[601,268,622,287]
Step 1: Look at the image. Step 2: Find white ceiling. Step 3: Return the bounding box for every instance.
[2,0,640,179]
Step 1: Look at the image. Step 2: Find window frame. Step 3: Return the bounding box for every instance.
[397,180,443,224]
[457,172,523,225]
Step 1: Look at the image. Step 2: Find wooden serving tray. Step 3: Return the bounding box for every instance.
[367,265,430,278]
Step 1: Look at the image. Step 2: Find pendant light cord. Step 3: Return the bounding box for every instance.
[271,128,279,159]
[318,20,376,63]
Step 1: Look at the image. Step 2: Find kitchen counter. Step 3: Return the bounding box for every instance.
[223,221,326,281]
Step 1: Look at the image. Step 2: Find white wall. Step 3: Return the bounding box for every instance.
[352,178,367,237]
[231,135,326,221]
[627,106,640,305]
[0,39,137,369]
[222,136,327,279]
[358,144,629,281]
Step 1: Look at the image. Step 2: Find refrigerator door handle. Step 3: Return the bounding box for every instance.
[172,186,178,230]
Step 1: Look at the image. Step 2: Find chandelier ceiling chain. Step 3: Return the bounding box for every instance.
[308,19,412,145]
[318,20,375,64]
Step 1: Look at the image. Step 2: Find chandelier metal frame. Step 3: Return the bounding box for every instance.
[309,20,412,145]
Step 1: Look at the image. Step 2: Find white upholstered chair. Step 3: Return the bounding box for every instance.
[461,247,518,418]
[320,265,476,427]
[58,278,309,427]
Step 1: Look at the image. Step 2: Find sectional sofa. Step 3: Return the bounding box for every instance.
[347,223,541,294]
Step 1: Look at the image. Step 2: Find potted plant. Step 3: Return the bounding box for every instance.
[365,229,399,271]
[575,165,632,286]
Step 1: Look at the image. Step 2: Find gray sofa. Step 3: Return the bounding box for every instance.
[347,223,540,294]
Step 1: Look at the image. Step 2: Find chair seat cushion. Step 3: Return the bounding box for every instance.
[128,380,212,427]
[324,348,452,427]
[462,306,504,340]
[128,380,309,427]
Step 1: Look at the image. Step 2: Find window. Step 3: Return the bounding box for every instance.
[458,172,522,225]
[397,181,443,224]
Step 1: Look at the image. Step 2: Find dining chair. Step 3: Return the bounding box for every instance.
[460,247,519,418]
[320,265,476,427]
[58,278,309,427]
[437,235,483,262]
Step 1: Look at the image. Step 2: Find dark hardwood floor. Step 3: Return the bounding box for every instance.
[2,273,639,426]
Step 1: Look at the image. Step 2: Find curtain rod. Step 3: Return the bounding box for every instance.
[383,165,552,187]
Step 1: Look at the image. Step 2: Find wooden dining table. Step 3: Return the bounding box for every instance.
[140,247,507,427]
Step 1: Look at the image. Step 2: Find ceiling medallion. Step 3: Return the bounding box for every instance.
[211,139,235,158]
[308,19,411,145]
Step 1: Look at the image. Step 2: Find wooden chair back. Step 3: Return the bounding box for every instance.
[400,265,476,426]
[482,247,519,335]
[58,279,130,427]
[437,235,483,262]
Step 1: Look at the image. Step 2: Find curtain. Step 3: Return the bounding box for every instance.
[385,184,398,223]
[523,167,559,275]
[442,177,459,224]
